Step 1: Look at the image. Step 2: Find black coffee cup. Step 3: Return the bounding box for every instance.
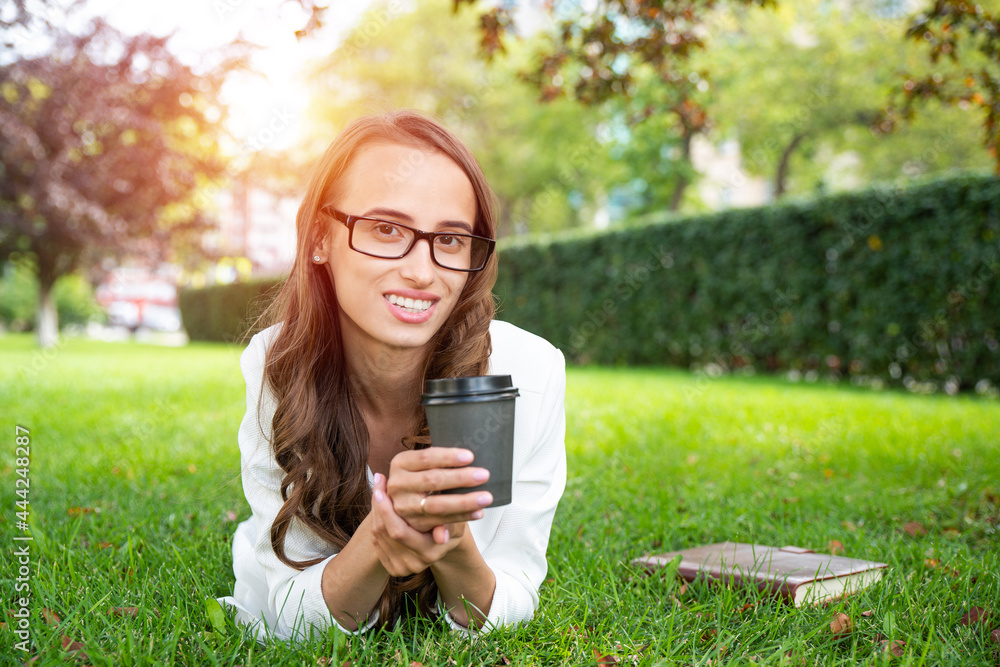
[421,375,519,507]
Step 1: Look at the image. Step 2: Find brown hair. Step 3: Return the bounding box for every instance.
[254,110,498,628]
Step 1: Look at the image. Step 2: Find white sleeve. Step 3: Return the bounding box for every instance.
[229,332,379,639]
[448,342,567,632]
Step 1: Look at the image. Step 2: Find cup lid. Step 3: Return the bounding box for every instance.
[422,374,516,399]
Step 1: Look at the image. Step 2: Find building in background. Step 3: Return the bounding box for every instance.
[204,179,298,280]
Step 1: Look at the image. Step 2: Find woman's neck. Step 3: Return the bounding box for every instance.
[345,342,427,423]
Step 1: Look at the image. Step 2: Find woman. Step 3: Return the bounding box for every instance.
[218,110,566,640]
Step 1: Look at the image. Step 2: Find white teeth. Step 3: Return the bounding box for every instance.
[386,294,432,312]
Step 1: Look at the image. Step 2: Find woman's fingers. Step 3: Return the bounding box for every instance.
[417,490,493,520]
[395,446,475,472]
[370,473,462,575]
[387,447,490,496]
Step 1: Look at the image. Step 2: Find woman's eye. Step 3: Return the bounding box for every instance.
[374,223,399,236]
[436,235,466,251]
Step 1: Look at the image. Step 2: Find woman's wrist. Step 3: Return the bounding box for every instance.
[430,529,496,628]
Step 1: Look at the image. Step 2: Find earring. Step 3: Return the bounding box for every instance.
[313,255,321,262]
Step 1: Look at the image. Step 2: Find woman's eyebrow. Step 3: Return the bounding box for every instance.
[363,207,474,234]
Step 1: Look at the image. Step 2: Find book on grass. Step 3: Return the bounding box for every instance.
[632,542,888,607]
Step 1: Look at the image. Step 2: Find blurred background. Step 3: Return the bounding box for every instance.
[1,0,996,351]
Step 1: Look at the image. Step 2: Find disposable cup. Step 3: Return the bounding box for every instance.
[421,375,518,507]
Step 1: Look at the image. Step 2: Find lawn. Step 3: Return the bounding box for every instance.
[1,333,998,666]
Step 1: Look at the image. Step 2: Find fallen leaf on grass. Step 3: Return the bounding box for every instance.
[959,607,992,626]
[830,612,853,635]
[109,607,139,617]
[842,520,857,532]
[592,651,619,665]
[861,610,875,617]
[60,635,89,660]
[98,541,115,550]
[991,628,1000,645]
[783,650,808,666]
[205,598,228,636]
[902,521,926,537]
[41,608,61,625]
[677,583,688,596]
[879,639,905,657]
[827,540,845,556]
[409,662,423,667]
[67,507,96,516]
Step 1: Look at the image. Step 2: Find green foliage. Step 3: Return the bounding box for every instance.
[0,261,36,330]
[1,338,997,663]
[495,173,1000,390]
[701,0,991,198]
[0,261,103,331]
[303,0,615,235]
[178,278,283,343]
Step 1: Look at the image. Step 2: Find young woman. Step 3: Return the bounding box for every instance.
[218,110,566,640]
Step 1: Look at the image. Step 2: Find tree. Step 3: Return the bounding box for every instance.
[880,0,1000,171]
[0,19,232,346]
[304,0,616,235]
[291,0,774,214]
[698,0,990,199]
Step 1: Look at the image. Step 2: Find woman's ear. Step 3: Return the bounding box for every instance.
[313,225,328,264]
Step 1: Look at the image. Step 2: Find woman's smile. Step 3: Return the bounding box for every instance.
[384,289,439,322]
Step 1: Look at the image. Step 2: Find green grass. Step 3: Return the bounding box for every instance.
[1,333,998,666]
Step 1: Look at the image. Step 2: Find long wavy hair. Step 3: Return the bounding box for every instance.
[253,110,498,628]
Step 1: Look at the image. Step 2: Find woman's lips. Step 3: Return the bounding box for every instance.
[384,293,438,323]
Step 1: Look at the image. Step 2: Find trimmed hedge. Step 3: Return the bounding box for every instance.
[493,173,1000,391]
[178,279,282,344]
[179,173,1000,391]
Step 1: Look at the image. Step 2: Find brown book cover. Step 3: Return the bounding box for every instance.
[632,542,888,607]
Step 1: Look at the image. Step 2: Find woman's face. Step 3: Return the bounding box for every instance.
[318,141,477,358]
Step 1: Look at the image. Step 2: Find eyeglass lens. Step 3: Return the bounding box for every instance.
[351,218,489,271]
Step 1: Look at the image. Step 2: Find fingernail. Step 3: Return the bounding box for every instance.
[473,468,490,482]
[442,528,450,542]
[373,489,384,503]
[471,510,484,520]
[477,493,493,507]
[372,472,382,485]
[457,450,474,464]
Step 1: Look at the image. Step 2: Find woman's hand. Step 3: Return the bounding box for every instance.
[386,447,494,536]
[368,448,493,577]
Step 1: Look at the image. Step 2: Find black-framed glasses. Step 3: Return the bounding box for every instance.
[322,206,495,272]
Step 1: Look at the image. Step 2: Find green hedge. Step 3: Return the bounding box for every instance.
[178,279,282,343]
[494,173,1000,391]
[179,173,1000,392]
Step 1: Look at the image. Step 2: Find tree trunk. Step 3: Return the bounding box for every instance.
[36,282,59,349]
[774,132,808,199]
[668,131,694,212]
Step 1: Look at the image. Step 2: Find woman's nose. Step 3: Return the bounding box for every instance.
[398,237,437,284]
